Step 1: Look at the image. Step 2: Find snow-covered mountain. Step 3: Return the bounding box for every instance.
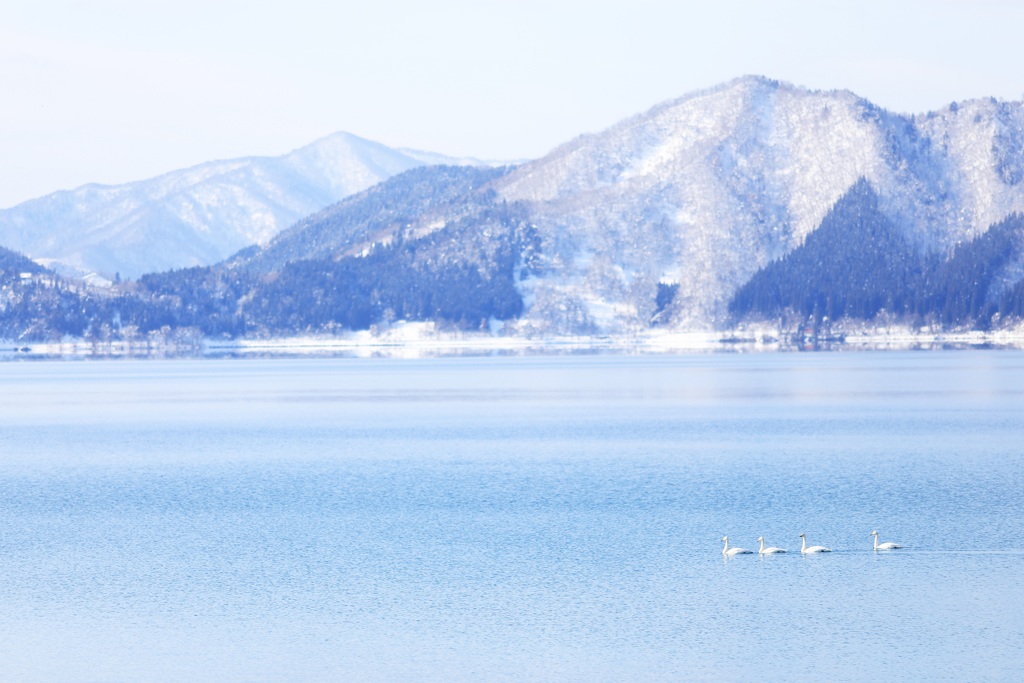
[0,132,487,278]
[493,76,1024,332]
[6,75,1024,342]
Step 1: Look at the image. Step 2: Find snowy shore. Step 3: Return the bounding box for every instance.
[6,321,1024,359]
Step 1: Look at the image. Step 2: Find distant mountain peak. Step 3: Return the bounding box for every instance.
[0,133,495,278]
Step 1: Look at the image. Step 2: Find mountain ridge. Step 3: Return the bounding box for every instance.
[0,132,491,278]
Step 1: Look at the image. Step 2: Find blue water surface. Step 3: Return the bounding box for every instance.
[0,352,1021,681]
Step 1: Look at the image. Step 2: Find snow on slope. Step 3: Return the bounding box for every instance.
[907,98,1024,244]
[0,132,469,278]
[495,76,1024,332]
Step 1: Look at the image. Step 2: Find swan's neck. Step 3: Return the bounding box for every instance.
[801,536,807,552]
[873,535,879,550]
[722,538,729,554]
[758,538,765,552]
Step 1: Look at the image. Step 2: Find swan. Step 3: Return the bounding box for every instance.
[871,530,903,550]
[799,533,831,554]
[722,536,753,556]
[757,536,786,554]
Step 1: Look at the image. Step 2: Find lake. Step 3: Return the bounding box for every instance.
[0,352,1022,682]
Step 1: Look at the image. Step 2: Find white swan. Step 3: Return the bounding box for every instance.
[799,533,831,554]
[757,536,786,554]
[722,536,753,556]
[871,530,903,550]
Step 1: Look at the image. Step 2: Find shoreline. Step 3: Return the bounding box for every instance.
[6,324,1024,359]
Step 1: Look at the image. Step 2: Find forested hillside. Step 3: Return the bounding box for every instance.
[239,165,513,273]
[729,181,1024,330]
[0,167,541,341]
[728,180,930,322]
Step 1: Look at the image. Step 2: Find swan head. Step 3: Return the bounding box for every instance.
[722,536,729,542]
[871,530,879,536]
[757,536,764,542]
[799,533,806,538]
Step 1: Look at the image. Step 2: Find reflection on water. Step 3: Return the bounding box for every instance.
[0,353,1022,681]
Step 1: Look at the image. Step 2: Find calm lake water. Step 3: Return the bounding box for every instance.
[0,352,1022,682]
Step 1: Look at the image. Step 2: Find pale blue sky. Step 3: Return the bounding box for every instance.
[2,0,1022,207]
